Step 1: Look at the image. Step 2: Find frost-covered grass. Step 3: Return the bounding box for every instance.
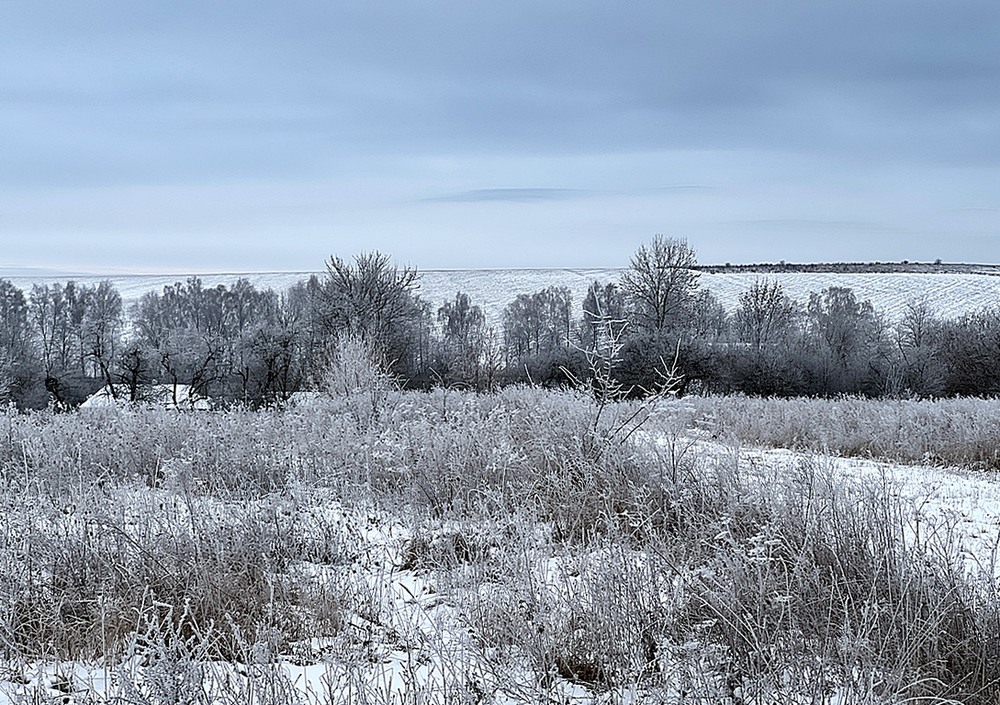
[680,395,1000,469]
[0,389,998,703]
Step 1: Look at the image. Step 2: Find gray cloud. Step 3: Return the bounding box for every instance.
[4,1,998,186]
[1,1,998,269]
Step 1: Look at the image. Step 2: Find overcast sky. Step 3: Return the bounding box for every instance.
[2,1,998,273]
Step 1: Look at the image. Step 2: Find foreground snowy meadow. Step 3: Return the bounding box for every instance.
[1,377,999,703]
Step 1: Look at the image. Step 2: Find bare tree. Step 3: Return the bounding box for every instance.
[318,252,423,375]
[622,235,700,333]
[735,279,798,352]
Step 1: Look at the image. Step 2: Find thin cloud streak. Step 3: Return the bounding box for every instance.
[423,185,712,204]
[423,189,595,204]
[722,219,902,233]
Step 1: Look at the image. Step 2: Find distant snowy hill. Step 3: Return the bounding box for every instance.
[4,266,1000,323]
[0,268,624,326]
[698,270,1000,322]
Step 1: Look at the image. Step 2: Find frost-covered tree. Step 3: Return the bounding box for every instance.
[27,281,127,406]
[155,328,225,401]
[250,323,303,404]
[132,277,296,404]
[284,277,324,356]
[622,235,700,334]
[501,286,582,385]
[82,280,123,388]
[728,280,804,395]
[581,281,627,353]
[0,279,46,407]
[615,238,722,394]
[894,298,945,397]
[115,341,156,402]
[29,283,63,376]
[502,286,573,362]
[807,287,879,363]
[436,292,487,388]
[937,308,1000,396]
[0,280,30,358]
[316,252,426,379]
[0,349,13,404]
[734,279,798,352]
[802,286,890,395]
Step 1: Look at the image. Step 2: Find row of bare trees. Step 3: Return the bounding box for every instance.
[1,277,308,408]
[493,236,1000,399]
[2,237,999,408]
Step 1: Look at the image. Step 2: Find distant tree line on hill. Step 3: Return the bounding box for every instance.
[0,237,998,409]
[696,259,951,274]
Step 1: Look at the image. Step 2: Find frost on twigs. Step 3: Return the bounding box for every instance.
[318,336,398,427]
[0,349,13,403]
[562,308,682,459]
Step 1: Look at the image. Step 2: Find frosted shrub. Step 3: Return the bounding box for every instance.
[0,405,369,496]
[667,457,1000,702]
[391,385,668,541]
[450,443,1000,702]
[319,336,399,429]
[460,539,668,692]
[1,486,346,662]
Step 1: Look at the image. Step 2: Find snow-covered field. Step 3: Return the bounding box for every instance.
[1,391,998,703]
[6,266,1000,322]
[699,270,1000,322]
[4,440,997,704]
[707,442,1000,579]
[0,268,619,327]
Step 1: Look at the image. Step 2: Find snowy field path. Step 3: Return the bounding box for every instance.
[693,439,1000,580]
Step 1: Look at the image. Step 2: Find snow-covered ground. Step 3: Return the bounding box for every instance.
[2,431,996,704]
[699,270,1000,322]
[699,440,1000,579]
[6,267,1000,324]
